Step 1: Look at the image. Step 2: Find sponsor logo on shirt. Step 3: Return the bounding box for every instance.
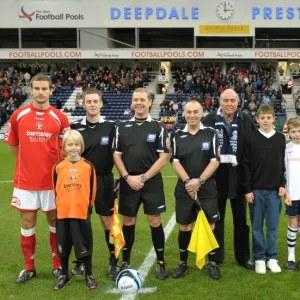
[202,142,210,150]
[125,124,133,127]
[180,135,188,138]
[147,133,156,142]
[100,136,109,145]
[77,128,85,131]
[27,130,52,143]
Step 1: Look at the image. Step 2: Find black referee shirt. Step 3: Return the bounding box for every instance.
[114,115,169,173]
[71,116,115,175]
[170,123,220,179]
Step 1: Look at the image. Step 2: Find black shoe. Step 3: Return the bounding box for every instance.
[85,274,97,290]
[156,262,168,280]
[52,268,62,278]
[207,262,221,280]
[71,260,85,276]
[238,260,255,270]
[16,269,36,284]
[108,257,119,280]
[53,275,70,290]
[173,263,189,279]
[285,261,296,271]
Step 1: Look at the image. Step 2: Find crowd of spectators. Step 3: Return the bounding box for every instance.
[0,66,29,128]
[48,64,152,93]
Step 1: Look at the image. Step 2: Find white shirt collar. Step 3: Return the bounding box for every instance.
[129,114,152,122]
[183,123,204,132]
[258,129,276,138]
[81,115,105,125]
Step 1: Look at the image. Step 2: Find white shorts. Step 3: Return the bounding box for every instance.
[11,188,56,212]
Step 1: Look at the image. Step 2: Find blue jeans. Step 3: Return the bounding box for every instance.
[250,190,282,261]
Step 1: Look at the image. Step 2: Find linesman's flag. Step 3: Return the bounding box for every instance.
[109,193,125,259]
[187,198,219,269]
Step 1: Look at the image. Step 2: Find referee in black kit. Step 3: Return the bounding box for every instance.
[71,88,118,279]
[170,98,221,280]
[113,88,169,280]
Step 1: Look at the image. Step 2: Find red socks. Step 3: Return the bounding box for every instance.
[21,228,36,270]
[49,226,61,269]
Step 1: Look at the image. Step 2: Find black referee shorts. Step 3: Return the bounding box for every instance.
[175,180,219,225]
[119,173,166,217]
[94,173,115,216]
[56,218,93,259]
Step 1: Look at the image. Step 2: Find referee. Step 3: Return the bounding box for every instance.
[170,98,221,280]
[71,88,118,279]
[113,88,169,280]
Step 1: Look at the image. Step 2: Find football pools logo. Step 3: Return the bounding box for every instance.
[18,6,35,22]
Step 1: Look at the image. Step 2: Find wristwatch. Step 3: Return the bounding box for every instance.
[199,178,206,185]
[123,173,130,181]
[183,178,191,184]
[141,174,148,182]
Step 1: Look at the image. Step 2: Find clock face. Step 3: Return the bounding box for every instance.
[216,1,234,20]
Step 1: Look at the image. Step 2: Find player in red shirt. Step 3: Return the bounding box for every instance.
[5,74,70,284]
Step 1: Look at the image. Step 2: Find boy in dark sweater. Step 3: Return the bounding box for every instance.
[242,104,286,274]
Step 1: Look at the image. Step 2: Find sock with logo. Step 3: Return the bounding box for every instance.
[49,225,61,269]
[178,230,192,264]
[151,224,165,262]
[122,225,135,264]
[21,227,36,271]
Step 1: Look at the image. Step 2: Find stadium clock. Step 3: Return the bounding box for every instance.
[216,1,234,20]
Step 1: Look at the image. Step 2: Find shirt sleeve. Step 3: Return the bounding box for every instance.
[241,133,252,194]
[4,111,18,146]
[111,123,116,153]
[280,135,286,188]
[170,132,179,163]
[52,164,58,198]
[58,112,70,149]
[90,165,97,206]
[113,124,122,154]
[209,130,220,162]
[156,122,170,154]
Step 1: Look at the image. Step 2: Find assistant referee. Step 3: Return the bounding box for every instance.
[71,88,118,278]
[113,88,169,280]
[170,98,221,280]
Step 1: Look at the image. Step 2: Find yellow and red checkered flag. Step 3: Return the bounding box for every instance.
[109,193,125,259]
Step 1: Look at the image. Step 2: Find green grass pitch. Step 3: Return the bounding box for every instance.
[0,141,300,300]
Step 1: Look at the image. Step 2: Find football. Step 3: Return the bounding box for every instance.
[116,269,143,294]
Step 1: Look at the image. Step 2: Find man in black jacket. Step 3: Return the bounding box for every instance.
[202,89,256,269]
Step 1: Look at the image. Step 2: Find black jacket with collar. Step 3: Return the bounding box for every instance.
[202,109,256,199]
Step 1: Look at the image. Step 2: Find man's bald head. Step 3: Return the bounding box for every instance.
[219,88,239,118]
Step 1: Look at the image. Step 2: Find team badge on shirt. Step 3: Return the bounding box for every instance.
[100,136,109,145]
[147,133,156,142]
[202,142,210,150]
[69,168,77,180]
[36,122,43,130]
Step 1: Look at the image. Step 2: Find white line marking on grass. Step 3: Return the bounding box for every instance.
[0,176,177,184]
[107,287,157,294]
[106,213,176,300]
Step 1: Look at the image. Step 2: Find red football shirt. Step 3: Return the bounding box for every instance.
[5,104,70,190]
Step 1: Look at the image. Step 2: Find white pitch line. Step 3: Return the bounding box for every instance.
[0,176,178,184]
[119,213,176,300]
[107,287,157,294]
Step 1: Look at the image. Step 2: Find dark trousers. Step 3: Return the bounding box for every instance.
[210,195,250,263]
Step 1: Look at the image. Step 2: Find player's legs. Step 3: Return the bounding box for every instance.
[142,174,167,279]
[285,201,300,270]
[173,190,196,278]
[94,174,118,276]
[119,178,141,269]
[40,190,61,275]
